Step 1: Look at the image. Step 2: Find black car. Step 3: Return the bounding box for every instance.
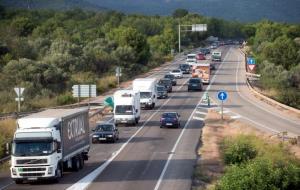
[156,85,168,99]
[188,78,203,91]
[199,48,210,55]
[210,64,216,71]
[164,74,176,86]
[160,112,181,128]
[92,123,119,143]
[158,78,172,92]
[179,64,191,74]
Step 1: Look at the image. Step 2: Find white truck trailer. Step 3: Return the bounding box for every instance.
[133,78,157,109]
[10,108,90,184]
[113,90,140,125]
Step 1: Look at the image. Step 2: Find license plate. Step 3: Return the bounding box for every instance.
[121,120,127,123]
[28,177,37,181]
[99,138,106,140]
[192,84,197,86]
[166,123,173,126]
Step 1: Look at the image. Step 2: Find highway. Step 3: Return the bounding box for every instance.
[1,46,299,190]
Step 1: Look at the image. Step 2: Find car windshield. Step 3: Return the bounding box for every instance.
[180,64,188,69]
[96,124,113,132]
[172,70,180,73]
[159,80,171,85]
[190,79,200,83]
[140,92,151,98]
[164,75,174,79]
[13,141,53,156]
[187,56,195,59]
[162,113,177,118]
[157,86,165,91]
[115,105,133,115]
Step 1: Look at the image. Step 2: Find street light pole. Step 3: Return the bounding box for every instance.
[178,24,181,53]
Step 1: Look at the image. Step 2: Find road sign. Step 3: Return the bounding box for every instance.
[192,24,207,32]
[104,96,114,108]
[72,85,96,98]
[15,98,24,101]
[247,57,256,71]
[217,91,228,101]
[14,87,25,97]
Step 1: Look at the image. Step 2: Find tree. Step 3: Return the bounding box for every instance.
[10,16,35,36]
[172,9,188,18]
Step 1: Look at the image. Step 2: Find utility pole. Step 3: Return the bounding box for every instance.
[178,24,181,53]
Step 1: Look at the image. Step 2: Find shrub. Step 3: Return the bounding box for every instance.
[97,75,116,93]
[222,135,257,165]
[216,158,300,190]
[56,93,76,105]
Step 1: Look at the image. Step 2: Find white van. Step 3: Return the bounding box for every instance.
[113,90,140,125]
[212,51,222,61]
[133,78,157,109]
[187,54,197,62]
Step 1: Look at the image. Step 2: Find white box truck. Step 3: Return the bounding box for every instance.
[10,109,90,184]
[133,78,157,109]
[113,90,140,125]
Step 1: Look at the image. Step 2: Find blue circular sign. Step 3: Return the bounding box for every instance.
[217,91,228,101]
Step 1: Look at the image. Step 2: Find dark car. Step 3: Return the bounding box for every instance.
[158,78,172,92]
[92,123,119,143]
[160,112,181,128]
[188,78,203,91]
[179,64,191,74]
[164,74,176,86]
[199,48,210,55]
[156,85,168,99]
[210,64,216,71]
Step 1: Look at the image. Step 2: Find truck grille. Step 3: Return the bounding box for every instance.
[16,159,47,165]
[20,173,45,177]
[21,168,46,172]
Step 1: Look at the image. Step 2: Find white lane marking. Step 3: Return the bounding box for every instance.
[234,49,299,126]
[0,182,14,190]
[218,110,229,114]
[231,115,241,119]
[67,77,190,190]
[195,111,207,115]
[154,47,232,190]
[193,116,205,121]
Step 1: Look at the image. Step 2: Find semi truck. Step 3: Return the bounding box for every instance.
[113,90,140,125]
[192,63,211,84]
[10,108,90,184]
[133,78,157,109]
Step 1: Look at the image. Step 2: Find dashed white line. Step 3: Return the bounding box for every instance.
[193,116,205,121]
[195,111,207,115]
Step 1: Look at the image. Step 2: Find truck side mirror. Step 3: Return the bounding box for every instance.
[153,95,156,98]
[57,149,62,153]
[136,109,138,113]
[92,129,95,132]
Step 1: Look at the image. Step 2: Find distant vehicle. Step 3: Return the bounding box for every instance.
[196,53,206,60]
[158,78,172,92]
[92,123,119,143]
[186,53,197,63]
[210,63,216,71]
[11,109,90,183]
[164,74,176,86]
[212,51,222,61]
[113,90,140,125]
[170,69,183,79]
[186,59,197,67]
[210,43,218,49]
[179,64,191,74]
[188,78,203,91]
[192,63,211,84]
[160,112,181,128]
[156,85,168,99]
[133,78,157,109]
[199,48,210,55]
[219,41,225,46]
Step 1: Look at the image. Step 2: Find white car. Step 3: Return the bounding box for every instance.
[170,69,183,79]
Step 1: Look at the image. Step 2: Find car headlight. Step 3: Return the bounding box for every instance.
[107,135,113,137]
[93,135,99,138]
[12,168,17,175]
[48,167,53,175]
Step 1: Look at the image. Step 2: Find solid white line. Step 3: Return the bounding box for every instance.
[231,115,241,119]
[67,77,189,190]
[0,182,14,190]
[153,48,232,190]
[234,49,299,126]
[193,116,205,121]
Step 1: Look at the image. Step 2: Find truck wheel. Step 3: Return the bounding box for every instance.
[79,155,84,169]
[54,165,63,183]
[15,179,23,184]
[72,157,80,172]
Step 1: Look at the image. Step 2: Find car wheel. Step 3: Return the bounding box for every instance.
[15,179,23,184]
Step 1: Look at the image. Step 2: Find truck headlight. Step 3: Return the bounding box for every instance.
[48,167,53,175]
[107,135,113,137]
[12,168,17,175]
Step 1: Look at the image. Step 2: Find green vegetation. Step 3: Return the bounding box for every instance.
[215,135,300,190]
[0,6,247,113]
[0,119,15,158]
[248,21,300,108]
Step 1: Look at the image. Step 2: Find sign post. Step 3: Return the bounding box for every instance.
[14,87,25,112]
[217,91,228,120]
[116,67,122,88]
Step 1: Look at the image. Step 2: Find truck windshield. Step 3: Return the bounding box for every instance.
[140,92,151,98]
[12,141,53,156]
[115,105,133,115]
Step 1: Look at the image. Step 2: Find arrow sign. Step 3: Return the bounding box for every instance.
[217,91,228,101]
[247,57,256,65]
[14,87,25,97]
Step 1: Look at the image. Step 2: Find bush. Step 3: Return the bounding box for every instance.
[223,135,257,165]
[216,158,300,190]
[97,75,117,93]
[56,93,76,105]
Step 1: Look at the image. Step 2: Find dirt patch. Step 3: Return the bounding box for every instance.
[192,110,300,190]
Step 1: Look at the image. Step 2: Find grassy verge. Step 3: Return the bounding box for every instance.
[192,110,300,190]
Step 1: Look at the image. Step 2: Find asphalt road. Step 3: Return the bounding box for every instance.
[1,45,298,190]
